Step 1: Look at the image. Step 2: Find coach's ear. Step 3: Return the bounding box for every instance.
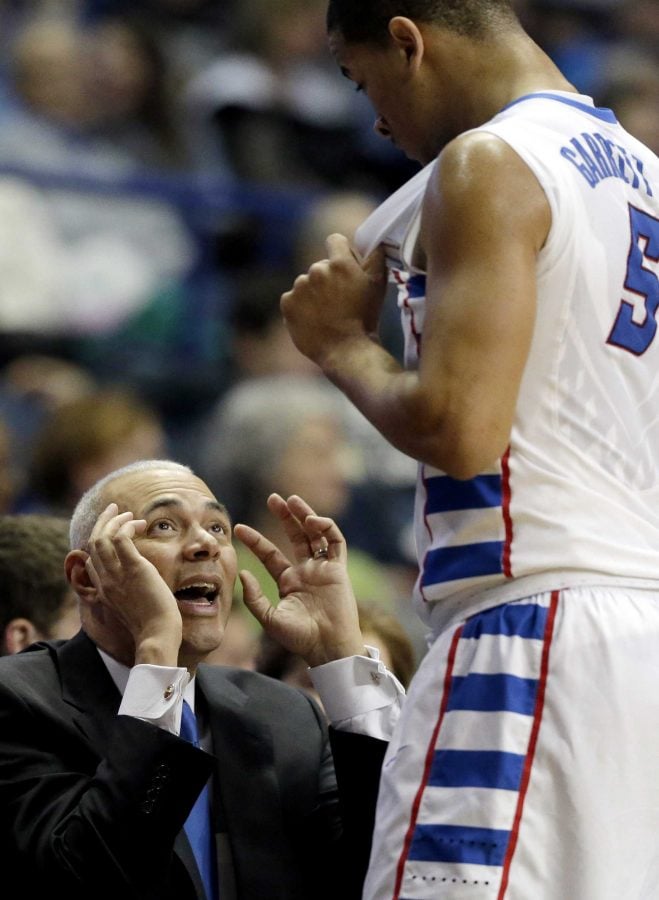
[65,549,99,603]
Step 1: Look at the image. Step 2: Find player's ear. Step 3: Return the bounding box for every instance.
[388,16,425,72]
[65,549,99,602]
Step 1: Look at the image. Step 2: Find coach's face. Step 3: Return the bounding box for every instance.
[125,468,236,662]
[77,467,238,670]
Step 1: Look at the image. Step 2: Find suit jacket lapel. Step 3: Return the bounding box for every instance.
[53,631,123,753]
[197,665,294,899]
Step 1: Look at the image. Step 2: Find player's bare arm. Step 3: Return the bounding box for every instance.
[282,133,550,478]
[413,131,551,476]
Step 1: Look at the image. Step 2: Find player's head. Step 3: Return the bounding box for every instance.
[326,0,517,47]
[326,0,520,164]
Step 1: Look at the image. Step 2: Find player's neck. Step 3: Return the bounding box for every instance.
[482,34,578,116]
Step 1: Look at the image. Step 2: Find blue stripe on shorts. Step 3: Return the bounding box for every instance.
[448,673,539,715]
[429,749,525,791]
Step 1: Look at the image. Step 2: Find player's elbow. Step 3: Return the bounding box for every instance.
[398,384,511,477]
[416,417,509,479]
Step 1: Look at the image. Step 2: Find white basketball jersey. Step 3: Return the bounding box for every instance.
[355,91,659,633]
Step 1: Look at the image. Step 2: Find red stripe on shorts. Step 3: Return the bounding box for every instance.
[392,623,464,900]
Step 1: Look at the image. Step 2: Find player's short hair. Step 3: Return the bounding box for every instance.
[327,0,517,45]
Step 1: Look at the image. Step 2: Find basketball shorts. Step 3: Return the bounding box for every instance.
[363,584,659,899]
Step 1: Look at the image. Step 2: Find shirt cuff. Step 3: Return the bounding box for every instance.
[118,664,190,735]
[310,646,405,724]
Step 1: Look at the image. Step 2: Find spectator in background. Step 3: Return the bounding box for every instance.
[0,15,198,351]
[224,269,320,384]
[0,513,80,654]
[598,74,659,155]
[0,354,96,414]
[198,374,399,606]
[87,14,190,171]
[20,387,167,516]
[218,191,383,394]
[357,600,418,687]
[80,0,231,91]
[517,1,611,96]
[183,0,369,185]
[294,190,381,271]
[0,15,131,175]
[611,0,659,73]
[0,354,97,509]
[0,416,17,515]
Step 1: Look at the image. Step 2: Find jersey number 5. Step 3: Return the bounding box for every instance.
[607,205,659,355]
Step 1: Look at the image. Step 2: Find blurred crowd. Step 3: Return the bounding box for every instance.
[0,0,657,670]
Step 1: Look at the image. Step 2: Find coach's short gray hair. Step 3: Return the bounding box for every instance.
[69,460,193,550]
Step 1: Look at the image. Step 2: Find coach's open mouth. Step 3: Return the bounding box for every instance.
[174,582,219,604]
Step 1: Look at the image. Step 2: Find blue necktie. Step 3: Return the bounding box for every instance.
[180,700,218,900]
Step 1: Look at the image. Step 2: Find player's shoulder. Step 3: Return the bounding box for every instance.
[436,129,524,186]
[423,128,550,245]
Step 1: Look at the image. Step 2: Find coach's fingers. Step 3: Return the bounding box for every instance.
[240,569,276,629]
[233,522,293,584]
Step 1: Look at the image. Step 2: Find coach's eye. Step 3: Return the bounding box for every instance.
[148,520,174,535]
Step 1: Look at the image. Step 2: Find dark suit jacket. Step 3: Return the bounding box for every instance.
[0,631,387,899]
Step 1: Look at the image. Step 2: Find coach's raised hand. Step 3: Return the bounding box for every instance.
[235,492,367,668]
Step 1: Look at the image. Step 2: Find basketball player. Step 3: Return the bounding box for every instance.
[280,1,659,897]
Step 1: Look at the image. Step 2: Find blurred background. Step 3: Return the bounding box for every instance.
[0,0,656,668]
